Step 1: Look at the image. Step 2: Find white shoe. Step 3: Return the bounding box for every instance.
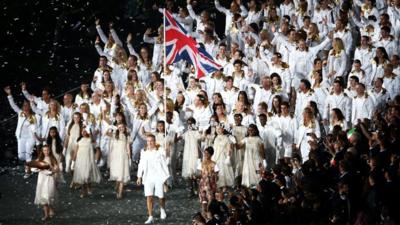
[97,159,104,167]
[144,216,154,224]
[160,208,167,220]
[23,173,31,179]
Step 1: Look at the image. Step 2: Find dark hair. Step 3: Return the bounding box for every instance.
[301,79,311,90]
[247,124,260,137]
[233,59,243,66]
[374,47,390,64]
[187,117,196,124]
[68,112,83,136]
[349,75,359,83]
[174,91,186,112]
[46,127,63,154]
[38,145,58,167]
[114,111,127,126]
[115,124,129,140]
[381,26,391,33]
[237,91,250,106]
[204,146,214,156]
[332,108,345,121]
[270,73,283,86]
[314,58,322,65]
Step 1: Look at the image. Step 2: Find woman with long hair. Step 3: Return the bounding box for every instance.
[326,38,348,82]
[329,108,347,132]
[197,147,219,214]
[295,107,321,163]
[75,84,91,106]
[130,103,152,162]
[38,99,65,141]
[182,117,202,197]
[72,127,101,198]
[33,145,59,221]
[64,112,83,173]
[108,123,131,199]
[370,47,390,84]
[238,124,266,188]
[46,127,63,172]
[212,125,235,191]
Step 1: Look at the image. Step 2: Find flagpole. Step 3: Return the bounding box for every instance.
[163,8,167,151]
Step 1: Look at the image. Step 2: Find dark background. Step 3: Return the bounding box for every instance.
[0,0,163,166]
[0,0,236,165]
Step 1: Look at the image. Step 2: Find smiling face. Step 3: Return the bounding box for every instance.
[73,113,81,124]
[22,101,31,113]
[139,104,147,116]
[49,100,58,112]
[215,105,225,115]
[146,135,156,149]
[204,149,212,160]
[42,146,50,157]
[42,90,50,102]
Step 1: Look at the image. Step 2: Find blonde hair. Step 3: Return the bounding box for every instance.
[331,38,345,55]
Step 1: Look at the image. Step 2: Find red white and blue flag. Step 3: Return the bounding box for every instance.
[164,10,222,78]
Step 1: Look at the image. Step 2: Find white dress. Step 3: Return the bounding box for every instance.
[232,126,247,178]
[108,134,131,183]
[65,124,80,172]
[182,130,202,178]
[241,136,263,188]
[72,137,101,184]
[212,135,234,188]
[34,157,57,206]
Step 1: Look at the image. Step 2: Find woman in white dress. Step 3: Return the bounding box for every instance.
[46,127,63,164]
[137,134,170,224]
[295,107,321,163]
[108,123,131,199]
[212,125,234,190]
[181,117,202,196]
[238,124,266,188]
[46,127,64,182]
[64,112,83,173]
[34,145,59,221]
[72,127,101,198]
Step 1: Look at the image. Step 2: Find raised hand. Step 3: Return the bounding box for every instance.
[20,82,27,91]
[127,33,133,43]
[144,28,152,35]
[328,31,334,39]
[4,86,11,95]
[95,18,100,26]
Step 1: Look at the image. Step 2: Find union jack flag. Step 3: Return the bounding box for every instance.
[164,10,222,78]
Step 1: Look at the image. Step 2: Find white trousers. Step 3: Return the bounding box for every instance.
[17,138,35,162]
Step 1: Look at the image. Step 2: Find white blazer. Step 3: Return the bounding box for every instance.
[137,148,170,183]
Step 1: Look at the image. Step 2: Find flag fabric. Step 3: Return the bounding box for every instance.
[164,10,222,78]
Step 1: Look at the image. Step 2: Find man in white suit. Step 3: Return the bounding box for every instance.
[137,134,170,224]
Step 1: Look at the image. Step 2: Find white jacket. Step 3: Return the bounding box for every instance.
[137,148,170,183]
